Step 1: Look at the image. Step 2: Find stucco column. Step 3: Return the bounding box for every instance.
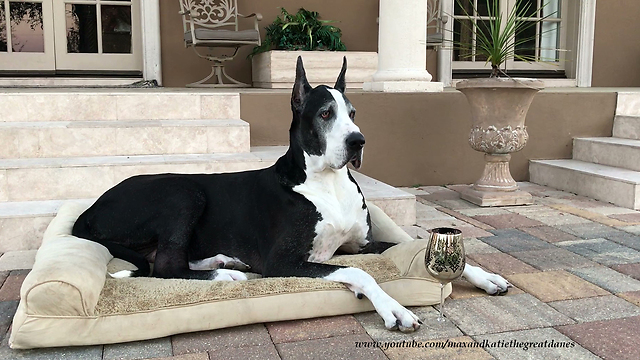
[364,0,443,92]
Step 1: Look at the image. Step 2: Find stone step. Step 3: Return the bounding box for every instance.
[573,137,640,171]
[612,115,640,140]
[0,146,287,202]
[0,119,250,158]
[529,159,640,210]
[616,92,640,117]
[0,90,239,121]
[0,172,415,252]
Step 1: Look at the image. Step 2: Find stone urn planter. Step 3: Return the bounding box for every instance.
[456,78,544,206]
[251,50,378,89]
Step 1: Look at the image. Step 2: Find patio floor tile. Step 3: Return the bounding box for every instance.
[472,214,543,229]
[609,212,640,223]
[276,334,387,360]
[208,343,280,360]
[518,225,579,243]
[431,199,480,211]
[474,327,600,360]
[557,238,640,265]
[103,337,172,360]
[568,266,640,294]
[171,324,272,354]
[479,229,554,253]
[449,279,524,300]
[0,300,18,341]
[266,315,364,344]
[618,291,640,306]
[0,334,103,360]
[467,252,539,275]
[556,316,640,360]
[525,212,592,226]
[602,232,640,251]
[548,295,640,323]
[458,207,510,217]
[144,354,209,360]
[509,248,599,271]
[0,272,8,289]
[556,223,625,239]
[461,238,499,255]
[354,307,462,342]
[383,336,494,360]
[0,271,28,302]
[506,270,609,302]
[444,293,574,336]
[611,263,640,280]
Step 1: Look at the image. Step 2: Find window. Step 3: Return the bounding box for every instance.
[451,0,566,73]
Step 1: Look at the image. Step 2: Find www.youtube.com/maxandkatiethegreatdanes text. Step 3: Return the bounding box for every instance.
[354,338,576,351]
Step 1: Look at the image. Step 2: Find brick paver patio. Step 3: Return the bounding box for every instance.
[1,182,640,359]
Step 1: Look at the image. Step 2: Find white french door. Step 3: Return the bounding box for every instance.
[0,0,141,72]
[0,0,55,70]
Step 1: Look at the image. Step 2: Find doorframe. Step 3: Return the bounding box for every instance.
[140,0,162,85]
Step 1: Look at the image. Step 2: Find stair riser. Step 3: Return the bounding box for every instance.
[617,93,640,117]
[0,160,278,202]
[613,116,640,140]
[0,124,250,158]
[0,93,240,121]
[574,139,640,172]
[530,162,639,210]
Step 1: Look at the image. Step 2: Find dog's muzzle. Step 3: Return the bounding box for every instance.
[346,132,365,169]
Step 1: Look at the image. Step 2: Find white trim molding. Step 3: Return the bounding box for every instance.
[576,0,597,87]
[141,0,163,85]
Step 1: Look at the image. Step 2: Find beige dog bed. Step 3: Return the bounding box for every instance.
[10,201,448,349]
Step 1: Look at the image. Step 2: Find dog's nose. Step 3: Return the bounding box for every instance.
[346,132,365,150]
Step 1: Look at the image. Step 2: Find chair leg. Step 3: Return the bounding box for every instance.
[186,61,250,88]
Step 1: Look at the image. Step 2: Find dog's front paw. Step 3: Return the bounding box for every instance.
[211,269,248,281]
[463,264,511,295]
[378,298,422,332]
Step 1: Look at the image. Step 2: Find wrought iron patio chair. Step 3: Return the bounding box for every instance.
[179,0,262,87]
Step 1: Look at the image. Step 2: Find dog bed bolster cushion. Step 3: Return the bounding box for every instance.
[10,201,449,349]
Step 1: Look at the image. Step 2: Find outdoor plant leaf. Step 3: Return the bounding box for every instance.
[249,7,346,57]
[453,0,557,77]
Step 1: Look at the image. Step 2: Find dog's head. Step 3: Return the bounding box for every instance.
[290,56,364,170]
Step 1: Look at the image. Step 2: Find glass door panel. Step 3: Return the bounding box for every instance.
[0,0,55,71]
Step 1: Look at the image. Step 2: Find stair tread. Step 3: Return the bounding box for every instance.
[531,159,640,184]
[0,146,288,169]
[0,172,413,218]
[0,119,248,128]
[575,137,640,147]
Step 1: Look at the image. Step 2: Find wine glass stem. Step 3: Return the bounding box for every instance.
[438,283,446,322]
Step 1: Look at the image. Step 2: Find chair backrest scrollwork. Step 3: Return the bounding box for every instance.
[179,0,239,31]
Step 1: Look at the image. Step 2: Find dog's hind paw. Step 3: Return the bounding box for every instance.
[211,269,248,281]
[463,264,511,295]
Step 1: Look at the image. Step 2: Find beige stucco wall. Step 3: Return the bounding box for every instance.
[592,0,640,87]
[159,0,437,87]
[241,91,616,187]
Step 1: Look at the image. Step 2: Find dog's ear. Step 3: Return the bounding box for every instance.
[292,56,311,111]
[334,57,347,93]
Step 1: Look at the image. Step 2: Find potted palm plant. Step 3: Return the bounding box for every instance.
[453,0,555,206]
[250,7,378,89]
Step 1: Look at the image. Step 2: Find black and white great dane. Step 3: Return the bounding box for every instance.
[72,57,509,332]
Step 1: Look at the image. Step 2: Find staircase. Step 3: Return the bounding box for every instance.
[0,90,415,253]
[530,92,640,210]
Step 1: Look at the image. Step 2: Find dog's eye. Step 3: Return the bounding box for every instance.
[320,110,331,119]
[349,110,356,120]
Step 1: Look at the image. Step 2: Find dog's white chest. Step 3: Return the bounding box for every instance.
[293,168,369,263]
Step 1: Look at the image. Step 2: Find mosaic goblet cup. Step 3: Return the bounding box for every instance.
[425,227,466,322]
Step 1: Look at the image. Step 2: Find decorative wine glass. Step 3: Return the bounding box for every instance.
[425,227,466,322]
